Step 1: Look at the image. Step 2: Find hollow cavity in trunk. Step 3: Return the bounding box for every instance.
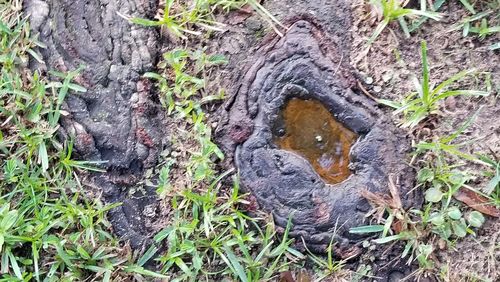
[273,98,358,184]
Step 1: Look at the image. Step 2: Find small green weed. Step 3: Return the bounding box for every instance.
[412,109,499,208]
[303,235,350,281]
[467,18,500,39]
[407,0,446,33]
[123,0,285,38]
[378,41,489,128]
[349,111,492,274]
[145,49,227,117]
[0,7,168,280]
[144,174,304,281]
[448,10,500,49]
[412,108,485,165]
[367,0,442,45]
[349,180,431,269]
[412,111,489,240]
[146,49,226,184]
[408,0,498,39]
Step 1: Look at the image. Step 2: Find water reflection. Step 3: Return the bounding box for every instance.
[273,98,358,184]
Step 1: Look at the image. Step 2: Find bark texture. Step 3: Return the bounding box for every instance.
[215,1,422,252]
[26,0,165,248]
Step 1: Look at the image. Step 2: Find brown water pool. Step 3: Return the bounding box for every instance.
[273,98,358,184]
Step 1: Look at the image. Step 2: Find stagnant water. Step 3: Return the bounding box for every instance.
[273,98,358,184]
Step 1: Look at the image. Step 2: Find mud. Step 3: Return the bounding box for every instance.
[25,0,166,248]
[215,18,422,252]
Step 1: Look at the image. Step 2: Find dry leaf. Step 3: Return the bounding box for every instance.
[227,4,254,25]
[296,270,312,282]
[279,271,295,282]
[454,188,500,217]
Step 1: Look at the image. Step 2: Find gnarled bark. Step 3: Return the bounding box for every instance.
[25,0,165,248]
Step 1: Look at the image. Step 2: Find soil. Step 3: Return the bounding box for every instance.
[349,1,499,280]
[23,0,499,280]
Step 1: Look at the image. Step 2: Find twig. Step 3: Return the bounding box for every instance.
[357,80,378,101]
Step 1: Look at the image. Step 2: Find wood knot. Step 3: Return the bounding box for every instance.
[229,121,253,144]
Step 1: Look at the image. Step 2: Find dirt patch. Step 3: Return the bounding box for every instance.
[350,0,499,152]
[349,0,499,280]
[440,220,499,280]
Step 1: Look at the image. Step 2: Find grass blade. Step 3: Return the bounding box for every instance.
[368,20,389,45]
[373,234,404,244]
[137,245,158,267]
[349,225,385,234]
[420,41,430,105]
[489,42,500,50]
[398,17,410,38]
[459,0,476,14]
[125,265,168,278]
[431,69,476,96]
[442,106,482,143]
[38,141,49,172]
[432,90,489,103]
[223,246,248,282]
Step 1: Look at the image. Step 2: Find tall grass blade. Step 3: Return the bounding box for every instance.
[420,41,430,105]
[431,69,476,95]
[459,0,476,14]
[223,246,248,282]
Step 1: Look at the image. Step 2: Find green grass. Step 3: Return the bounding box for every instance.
[350,98,495,278]
[367,0,442,45]
[302,233,350,280]
[120,2,355,276]
[350,0,498,278]
[458,0,477,14]
[3,0,498,280]
[0,11,139,281]
[448,9,500,50]
[121,0,285,38]
[145,48,227,184]
[412,1,500,50]
[145,174,305,281]
[406,0,446,33]
[369,0,500,50]
[378,41,489,128]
